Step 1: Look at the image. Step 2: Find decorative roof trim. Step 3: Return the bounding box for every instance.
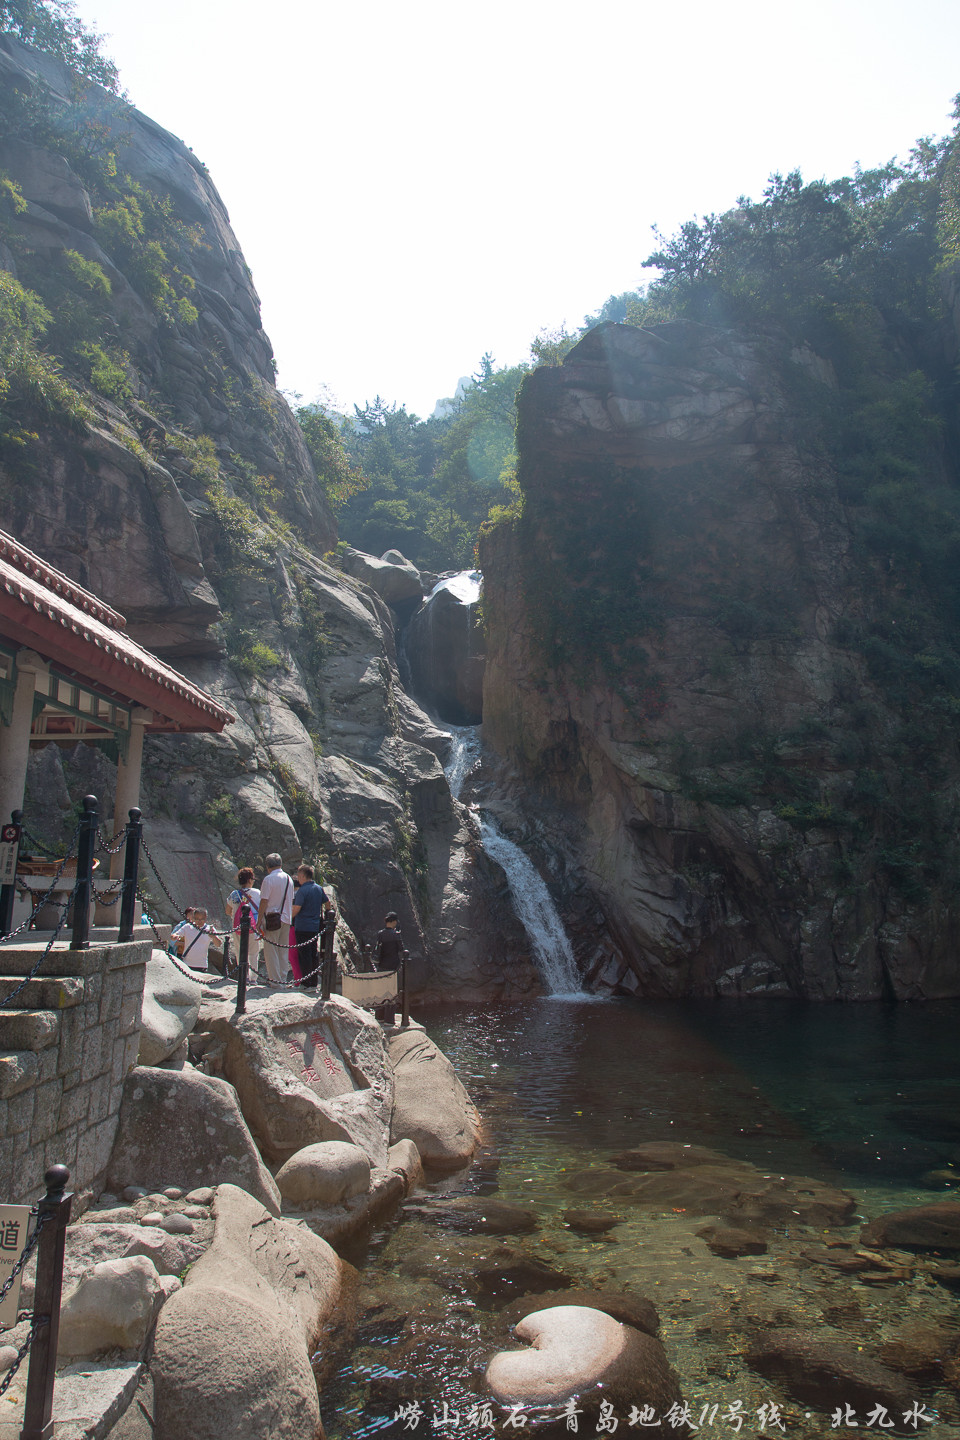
[0,553,234,730]
[0,529,127,630]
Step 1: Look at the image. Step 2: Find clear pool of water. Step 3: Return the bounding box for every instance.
[320,998,960,1439]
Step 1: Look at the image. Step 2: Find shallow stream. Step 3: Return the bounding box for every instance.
[320,997,960,1439]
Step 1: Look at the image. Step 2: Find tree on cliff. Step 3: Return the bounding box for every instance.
[0,0,119,90]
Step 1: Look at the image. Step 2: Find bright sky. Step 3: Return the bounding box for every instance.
[72,0,960,418]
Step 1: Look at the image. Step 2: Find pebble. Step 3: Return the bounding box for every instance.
[122,1186,147,1202]
[182,1205,209,1220]
[146,1193,168,1206]
[0,1345,18,1374]
[186,1187,215,1206]
[140,1211,165,1226]
[163,1187,184,1200]
[160,1214,195,1235]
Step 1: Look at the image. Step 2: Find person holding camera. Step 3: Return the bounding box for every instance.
[257,854,293,984]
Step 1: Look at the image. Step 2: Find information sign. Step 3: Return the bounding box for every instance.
[0,1204,31,1329]
[0,822,21,885]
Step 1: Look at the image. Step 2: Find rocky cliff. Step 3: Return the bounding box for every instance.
[480,320,960,1001]
[0,37,537,1000]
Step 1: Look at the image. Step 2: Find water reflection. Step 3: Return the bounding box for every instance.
[321,997,960,1439]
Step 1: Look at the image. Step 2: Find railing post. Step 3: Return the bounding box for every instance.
[0,807,23,938]
[234,902,249,1016]
[117,807,142,944]
[20,1165,73,1440]
[70,796,97,951]
[401,949,410,1028]
[222,931,232,979]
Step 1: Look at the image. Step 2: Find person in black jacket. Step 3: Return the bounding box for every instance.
[375,912,404,971]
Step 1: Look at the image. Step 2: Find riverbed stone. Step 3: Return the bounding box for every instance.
[744,1328,919,1412]
[562,1209,620,1234]
[696,1223,768,1257]
[58,1255,164,1358]
[197,992,393,1167]
[387,1026,481,1170]
[860,1200,960,1250]
[486,1304,681,1412]
[152,1184,342,1440]
[405,1196,539,1235]
[501,1288,660,1339]
[138,950,203,1067]
[473,1244,572,1301]
[610,1143,732,1171]
[105,1066,281,1215]
[878,1320,960,1380]
[275,1140,371,1206]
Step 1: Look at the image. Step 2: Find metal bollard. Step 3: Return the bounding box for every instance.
[70,796,98,950]
[20,1165,73,1440]
[117,808,142,943]
[234,901,250,1016]
[0,807,23,938]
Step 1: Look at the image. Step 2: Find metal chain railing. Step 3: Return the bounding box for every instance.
[0,898,73,1008]
[95,826,126,855]
[0,1207,48,1401]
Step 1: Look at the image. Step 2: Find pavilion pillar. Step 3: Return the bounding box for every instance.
[0,649,48,823]
[100,707,152,923]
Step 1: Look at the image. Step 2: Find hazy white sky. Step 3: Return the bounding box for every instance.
[72,0,960,417]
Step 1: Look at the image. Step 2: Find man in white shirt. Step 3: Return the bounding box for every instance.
[257,854,293,984]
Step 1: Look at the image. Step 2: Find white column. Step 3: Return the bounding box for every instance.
[0,649,48,823]
[107,707,152,886]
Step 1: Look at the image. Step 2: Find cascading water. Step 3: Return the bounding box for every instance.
[406,566,584,996]
[478,815,583,997]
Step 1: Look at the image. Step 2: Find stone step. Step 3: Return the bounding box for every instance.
[0,937,154,977]
[0,975,85,1009]
[0,1007,60,1051]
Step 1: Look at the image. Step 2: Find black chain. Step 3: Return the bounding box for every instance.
[139,837,198,926]
[19,826,61,858]
[95,826,126,855]
[0,1315,48,1400]
[0,895,74,1008]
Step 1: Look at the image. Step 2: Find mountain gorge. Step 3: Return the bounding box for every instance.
[3,23,960,1000]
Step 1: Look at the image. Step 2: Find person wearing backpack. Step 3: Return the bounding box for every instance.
[227,868,262,981]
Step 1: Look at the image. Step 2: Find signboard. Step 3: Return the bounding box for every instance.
[0,823,21,886]
[0,1204,31,1329]
[278,1023,353,1100]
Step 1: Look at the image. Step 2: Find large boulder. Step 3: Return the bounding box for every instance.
[138,950,203,1066]
[151,1184,341,1440]
[405,577,485,725]
[275,1141,371,1207]
[745,1329,919,1412]
[197,993,393,1167]
[387,1025,481,1171]
[860,1201,960,1250]
[105,1067,281,1215]
[485,1305,681,1412]
[58,1256,165,1358]
[340,546,423,607]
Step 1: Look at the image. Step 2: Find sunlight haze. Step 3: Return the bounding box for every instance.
[71,0,960,416]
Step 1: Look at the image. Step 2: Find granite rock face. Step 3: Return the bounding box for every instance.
[0,38,532,1004]
[405,582,486,724]
[480,320,960,999]
[105,1066,282,1213]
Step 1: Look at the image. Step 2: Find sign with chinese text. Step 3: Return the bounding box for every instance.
[0,1204,31,1329]
[278,1023,352,1099]
[0,823,21,886]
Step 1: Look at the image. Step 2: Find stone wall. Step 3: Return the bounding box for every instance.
[0,938,151,1206]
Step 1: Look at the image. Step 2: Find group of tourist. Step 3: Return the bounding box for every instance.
[171,853,335,990]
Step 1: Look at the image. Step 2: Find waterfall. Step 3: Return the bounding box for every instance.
[479,815,583,998]
[444,724,483,801]
[416,568,583,998]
